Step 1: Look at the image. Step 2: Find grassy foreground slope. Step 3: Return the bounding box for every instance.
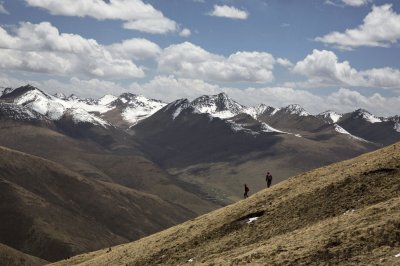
[52,143,400,265]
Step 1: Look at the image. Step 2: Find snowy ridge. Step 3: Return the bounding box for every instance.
[319,110,342,123]
[1,85,166,127]
[388,116,400,133]
[97,94,118,105]
[260,123,285,133]
[282,104,310,116]
[3,86,112,127]
[118,94,166,125]
[191,93,245,119]
[334,124,370,142]
[15,89,65,120]
[394,123,400,133]
[226,119,288,136]
[1,87,14,96]
[0,102,45,121]
[65,108,110,128]
[354,109,382,123]
[164,99,191,120]
[226,120,259,135]
[244,104,276,119]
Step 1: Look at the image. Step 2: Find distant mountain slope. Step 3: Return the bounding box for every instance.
[0,115,221,219]
[0,146,198,262]
[337,109,400,145]
[51,142,400,266]
[131,98,378,202]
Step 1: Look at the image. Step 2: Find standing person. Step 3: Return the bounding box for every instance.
[244,184,249,199]
[266,172,273,188]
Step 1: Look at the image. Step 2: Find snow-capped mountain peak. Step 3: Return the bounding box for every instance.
[117,94,166,125]
[0,85,111,125]
[64,108,110,128]
[54,92,67,99]
[282,104,310,116]
[243,104,278,119]
[97,94,118,106]
[164,99,191,120]
[354,109,382,123]
[191,92,245,119]
[319,110,343,124]
[67,94,79,101]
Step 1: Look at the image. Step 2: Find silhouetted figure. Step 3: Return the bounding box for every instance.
[244,184,249,198]
[266,172,273,188]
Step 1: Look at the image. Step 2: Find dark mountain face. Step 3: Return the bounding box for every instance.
[258,111,328,133]
[337,109,400,145]
[131,99,285,168]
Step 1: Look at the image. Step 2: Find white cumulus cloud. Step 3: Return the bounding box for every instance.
[107,38,162,60]
[122,18,177,34]
[179,28,192,37]
[158,42,277,83]
[316,4,400,49]
[293,49,400,89]
[25,0,179,34]
[0,22,147,79]
[208,5,248,20]
[342,0,370,7]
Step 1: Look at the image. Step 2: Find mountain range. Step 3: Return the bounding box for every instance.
[0,84,399,263]
[2,85,399,139]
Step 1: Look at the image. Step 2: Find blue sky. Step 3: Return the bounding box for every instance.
[0,0,399,116]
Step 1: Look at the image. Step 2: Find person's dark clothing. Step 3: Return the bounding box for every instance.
[266,172,272,188]
[244,184,249,199]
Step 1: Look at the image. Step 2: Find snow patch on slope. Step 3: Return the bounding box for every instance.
[65,108,110,128]
[164,99,191,120]
[120,95,166,125]
[15,90,65,119]
[191,93,245,119]
[261,123,285,133]
[98,94,118,106]
[319,110,342,123]
[243,104,276,119]
[334,124,369,142]
[283,104,309,116]
[227,120,259,135]
[356,109,382,123]
[0,103,44,121]
[394,123,400,133]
